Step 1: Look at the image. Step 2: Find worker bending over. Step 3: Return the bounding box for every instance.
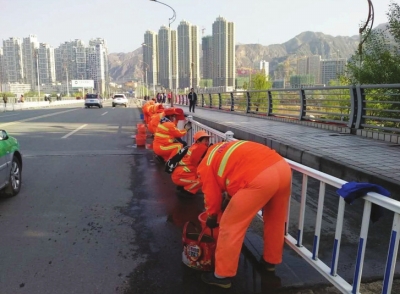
[153,108,188,162]
[171,131,210,197]
[197,140,292,289]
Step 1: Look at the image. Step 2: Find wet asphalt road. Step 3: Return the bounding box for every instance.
[0,102,282,294]
[0,101,398,294]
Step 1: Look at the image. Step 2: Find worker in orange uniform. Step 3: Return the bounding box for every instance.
[153,108,188,162]
[197,140,292,289]
[171,131,211,197]
[148,107,185,134]
[146,103,164,126]
[142,99,155,124]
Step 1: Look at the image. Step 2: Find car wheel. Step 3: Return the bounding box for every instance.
[3,157,22,197]
[125,104,127,107]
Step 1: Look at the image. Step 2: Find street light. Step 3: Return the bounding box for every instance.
[35,51,41,98]
[142,43,156,98]
[149,0,176,106]
[358,0,374,82]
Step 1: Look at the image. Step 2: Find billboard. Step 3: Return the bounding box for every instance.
[71,80,94,88]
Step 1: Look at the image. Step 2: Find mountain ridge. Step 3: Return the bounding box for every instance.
[108,23,388,82]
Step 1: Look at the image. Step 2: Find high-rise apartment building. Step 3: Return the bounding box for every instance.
[89,38,109,94]
[191,25,200,88]
[202,36,213,80]
[143,30,158,88]
[308,55,321,84]
[177,21,200,89]
[22,35,39,88]
[260,60,269,77]
[320,58,347,85]
[86,43,106,94]
[0,48,5,88]
[296,55,322,85]
[212,17,235,89]
[38,43,56,84]
[3,37,24,83]
[158,26,178,90]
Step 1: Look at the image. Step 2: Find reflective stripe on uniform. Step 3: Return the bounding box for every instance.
[217,141,247,177]
[158,124,169,131]
[160,144,182,151]
[155,132,170,138]
[206,143,227,166]
[183,166,191,172]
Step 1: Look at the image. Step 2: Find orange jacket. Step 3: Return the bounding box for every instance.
[197,141,283,216]
[148,112,164,134]
[173,143,209,175]
[153,117,187,146]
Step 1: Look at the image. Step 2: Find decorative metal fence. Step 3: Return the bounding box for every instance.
[175,84,400,134]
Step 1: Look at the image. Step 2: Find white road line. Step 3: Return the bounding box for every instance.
[0,109,78,128]
[62,124,88,139]
[101,112,108,116]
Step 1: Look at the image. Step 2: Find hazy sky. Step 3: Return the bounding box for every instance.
[0,0,394,53]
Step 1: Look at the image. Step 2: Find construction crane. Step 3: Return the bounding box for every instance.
[202,27,206,36]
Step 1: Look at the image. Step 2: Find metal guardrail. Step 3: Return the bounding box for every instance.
[184,117,400,294]
[175,84,400,134]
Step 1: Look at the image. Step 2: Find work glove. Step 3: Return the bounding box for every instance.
[206,215,218,229]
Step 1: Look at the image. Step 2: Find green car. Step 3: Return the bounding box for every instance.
[0,130,22,197]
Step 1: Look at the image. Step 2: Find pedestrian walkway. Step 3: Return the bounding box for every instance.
[180,105,400,200]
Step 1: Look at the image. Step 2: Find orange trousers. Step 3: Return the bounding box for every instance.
[171,170,202,194]
[153,142,183,162]
[215,159,292,277]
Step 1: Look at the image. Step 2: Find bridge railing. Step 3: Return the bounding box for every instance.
[175,84,400,134]
[184,116,400,294]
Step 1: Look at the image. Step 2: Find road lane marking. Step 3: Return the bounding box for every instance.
[62,124,87,139]
[0,109,78,128]
[101,112,108,116]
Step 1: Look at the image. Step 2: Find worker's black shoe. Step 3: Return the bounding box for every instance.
[260,259,276,272]
[176,186,184,192]
[201,273,231,289]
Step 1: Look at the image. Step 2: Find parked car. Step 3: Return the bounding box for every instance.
[112,94,128,107]
[85,94,103,108]
[0,130,22,197]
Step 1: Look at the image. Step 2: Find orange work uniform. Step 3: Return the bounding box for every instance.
[148,112,165,134]
[142,101,155,124]
[171,142,208,194]
[197,140,292,277]
[146,103,163,125]
[153,117,187,161]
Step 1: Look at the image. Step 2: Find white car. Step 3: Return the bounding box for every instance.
[112,94,128,107]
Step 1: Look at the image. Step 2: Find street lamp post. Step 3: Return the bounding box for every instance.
[35,52,41,98]
[149,0,176,106]
[142,43,156,98]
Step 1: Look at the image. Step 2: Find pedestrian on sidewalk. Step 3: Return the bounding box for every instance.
[188,88,197,113]
[197,140,292,289]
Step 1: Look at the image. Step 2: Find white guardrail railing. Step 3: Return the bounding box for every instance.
[1,99,84,112]
[183,115,400,294]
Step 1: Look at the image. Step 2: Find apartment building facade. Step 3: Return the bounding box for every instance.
[212,17,235,89]
[143,30,158,87]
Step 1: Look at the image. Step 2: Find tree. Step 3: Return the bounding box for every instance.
[248,72,273,112]
[344,3,400,131]
[346,3,400,85]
